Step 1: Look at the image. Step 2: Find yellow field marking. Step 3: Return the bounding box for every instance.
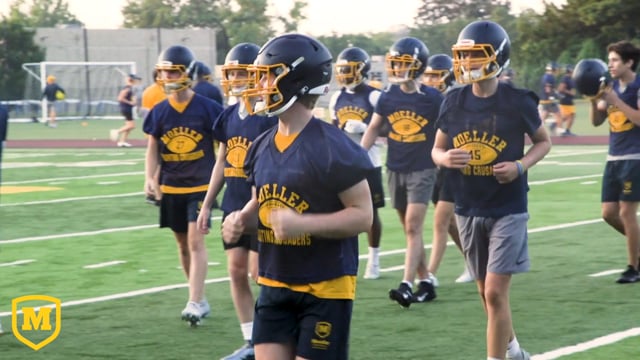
[0,186,63,195]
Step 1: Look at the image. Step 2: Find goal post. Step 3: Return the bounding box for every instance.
[21,61,137,123]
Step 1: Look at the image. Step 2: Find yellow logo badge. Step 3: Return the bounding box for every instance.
[12,295,61,351]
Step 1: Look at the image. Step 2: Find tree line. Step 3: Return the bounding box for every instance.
[1,0,639,100]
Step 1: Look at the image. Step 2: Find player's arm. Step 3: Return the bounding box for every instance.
[222,188,259,243]
[521,124,552,171]
[197,142,227,233]
[360,113,384,150]
[431,129,470,169]
[599,88,640,126]
[269,179,373,240]
[144,135,161,197]
[589,97,608,127]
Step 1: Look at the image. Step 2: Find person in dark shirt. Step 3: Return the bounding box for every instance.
[222,33,373,360]
[111,74,141,147]
[433,20,551,360]
[41,75,65,128]
[192,61,224,106]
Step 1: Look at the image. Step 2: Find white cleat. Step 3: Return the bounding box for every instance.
[363,263,380,279]
[117,141,132,148]
[199,299,210,318]
[455,267,474,283]
[181,301,205,326]
[506,349,531,360]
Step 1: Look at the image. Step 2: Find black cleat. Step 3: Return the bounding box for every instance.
[616,265,640,284]
[412,280,437,303]
[389,282,413,308]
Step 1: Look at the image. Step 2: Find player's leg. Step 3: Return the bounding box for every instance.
[485,214,530,360]
[364,167,384,279]
[253,286,298,360]
[405,169,436,303]
[221,233,256,360]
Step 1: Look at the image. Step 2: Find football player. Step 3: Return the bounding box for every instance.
[361,37,443,307]
[329,46,385,280]
[221,33,373,360]
[421,53,473,286]
[192,61,224,106]
[432,20,551,360]
[196,42,278,360]
[143,45,224,326]
[588,40,640,284]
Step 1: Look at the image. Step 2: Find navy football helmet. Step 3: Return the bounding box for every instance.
[242,33,332,116]
[221,42,260,97]
[452,20,510,84]
[572,58,610,98]
[335,47,371,90]
[155,45,197,93]
[194,61,212,82]
[385,37,429,84]
[422,53,453,92]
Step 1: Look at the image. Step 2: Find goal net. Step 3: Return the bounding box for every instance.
[20,61,137,123]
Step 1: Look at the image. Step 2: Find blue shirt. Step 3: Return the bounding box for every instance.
[374,84,443,172]
[143,94,223,193]
[212,103,278,213]
[246,117,373,284]
[607,76,640,156]
[437,83,541,217]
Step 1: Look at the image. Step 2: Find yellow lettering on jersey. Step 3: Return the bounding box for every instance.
[160,127,203,145]
[258,184,309,214]
[386,110,430,143]
[336,106,369,127]
[453,130,508,177]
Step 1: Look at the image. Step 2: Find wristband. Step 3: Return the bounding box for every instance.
[515,160,525,176]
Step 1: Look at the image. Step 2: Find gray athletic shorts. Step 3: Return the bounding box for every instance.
[456,213,530,280]
[388,168,436,210]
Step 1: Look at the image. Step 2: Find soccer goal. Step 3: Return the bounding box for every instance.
[20,61,137,123]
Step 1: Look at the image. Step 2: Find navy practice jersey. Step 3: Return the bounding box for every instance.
[332,84,380,128]
[558,75,575,105]
[330,83,383,167]
[607,76,640,156]
[143,94,223,194]
[212,103,278,213]
[245,117,374,284]
[437,83,541,218]
[192,81,224,106]
[374,84,443,172]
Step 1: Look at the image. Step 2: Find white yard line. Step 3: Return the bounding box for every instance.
[531,328,640,360]
[0,192,144,207]
[1,171,144,185]
[0,259,36,267]
[83,260,127,269]
[589,269,624,277]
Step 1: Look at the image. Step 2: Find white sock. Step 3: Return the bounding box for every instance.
[506,336,522,358]
[487,357,501,360]
[401,280,413,288]
[240,322,253,343]
[368,247,379,265]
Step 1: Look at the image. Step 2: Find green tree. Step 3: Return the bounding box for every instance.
[7,0,82,27]
[121,0,179,28]
[415,0,509,26]
[122,0,306,63]
[0,17,45,100]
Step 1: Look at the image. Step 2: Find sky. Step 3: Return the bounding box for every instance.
[1,0,563,35]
